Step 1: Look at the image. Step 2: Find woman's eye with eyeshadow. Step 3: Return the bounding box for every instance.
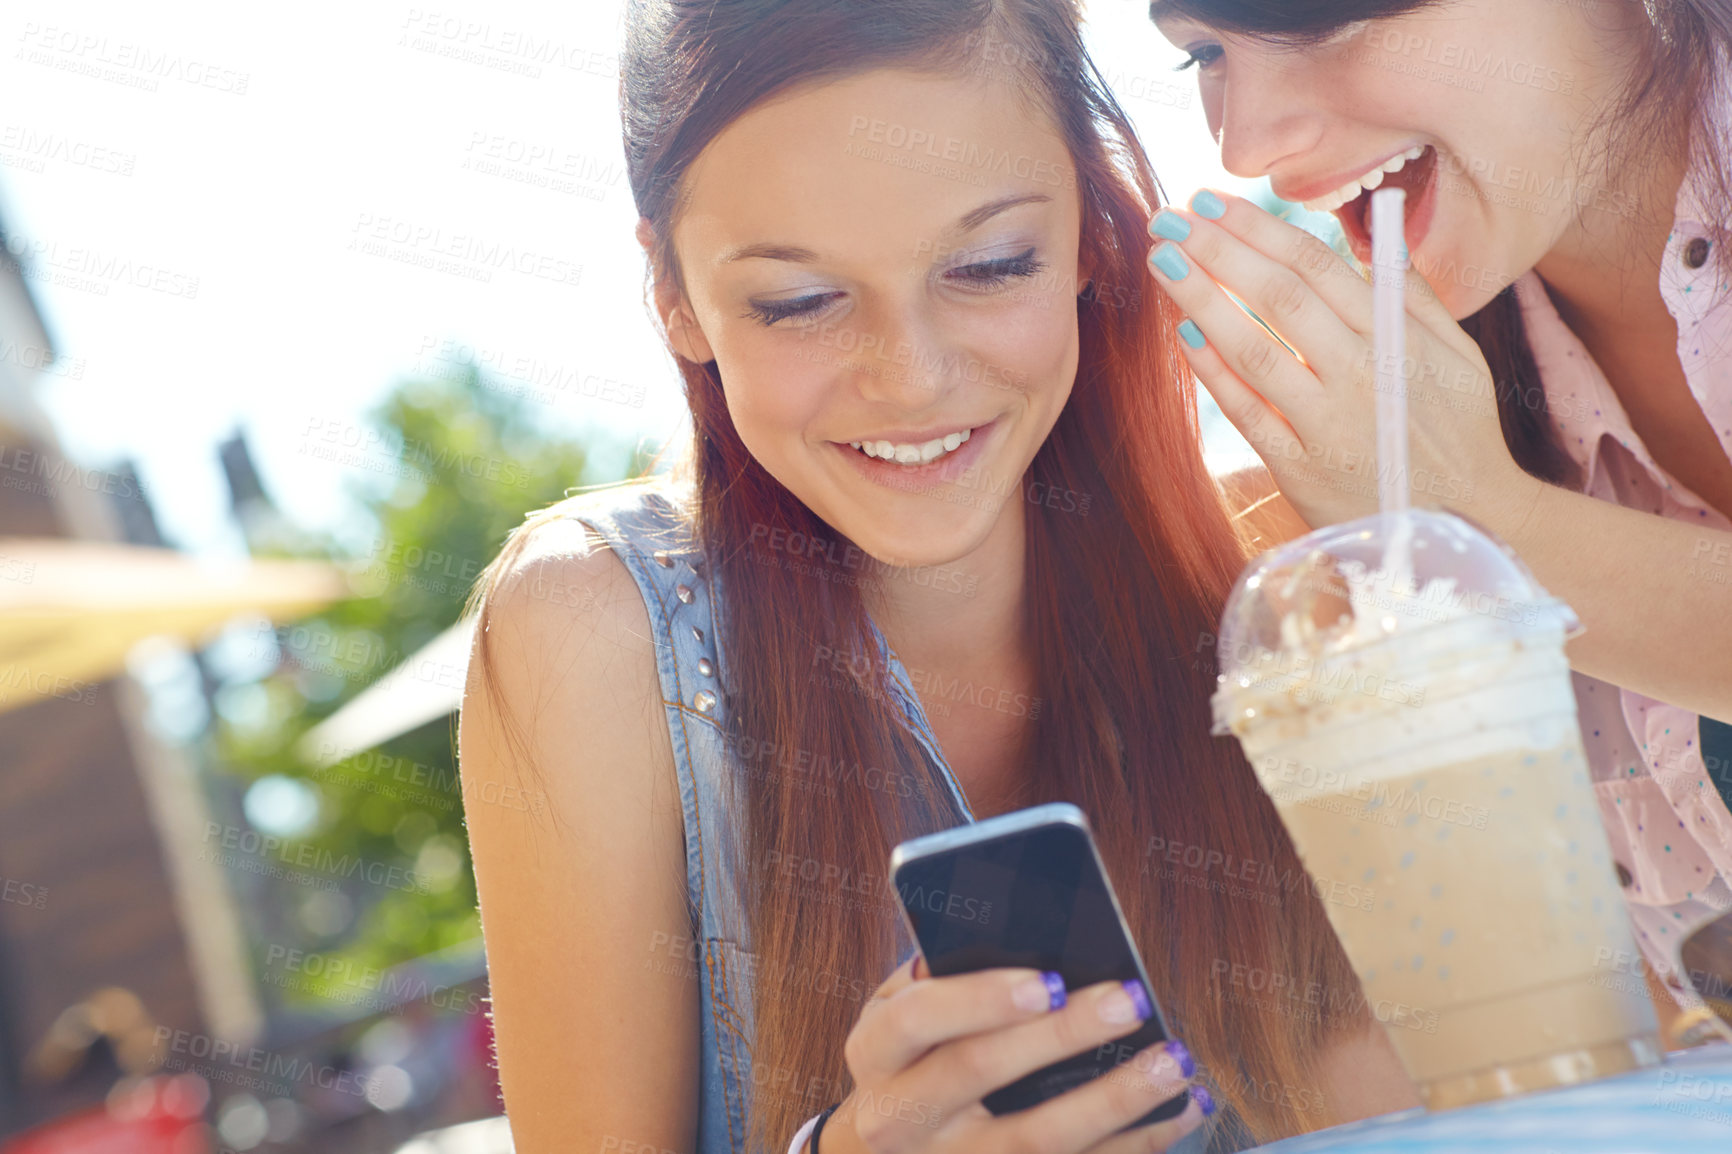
[742,291,842,326]
[946,247,1047,288]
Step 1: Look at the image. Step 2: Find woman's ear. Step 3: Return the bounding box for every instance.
[636,216,717,365]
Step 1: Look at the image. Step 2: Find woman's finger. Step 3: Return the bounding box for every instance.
[847,966,1064,1083]
[1080,1094,1208,1154]
[857,952,922,1021]
[892,980,1167,1122]
[1148,197,1365,386]
[1402,264,1487,365]
[1145,233,1332,417]
[873,952,922,999]
[1155,190,1374,344]
[1169,313,1309,472]
[981,1040,1205,1153]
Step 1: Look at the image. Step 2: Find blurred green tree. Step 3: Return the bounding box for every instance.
[212,367,647,1006]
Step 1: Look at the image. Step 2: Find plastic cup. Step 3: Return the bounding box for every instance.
[1211,509,1661,1109]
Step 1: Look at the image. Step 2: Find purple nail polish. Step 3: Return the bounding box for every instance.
[1167,1039,1196,1079]
[1121,979,1153,1021]
[1191,1085,1216,1116]
[1042,970,1067,1010]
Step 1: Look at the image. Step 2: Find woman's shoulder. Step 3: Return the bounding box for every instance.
[469,478,694,693]
[546,473,699,545]
[478,473,697,613]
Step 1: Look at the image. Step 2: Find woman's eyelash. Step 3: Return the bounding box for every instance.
[1174,44,1223,71]
[948,248,1046,284]
[742,250,1045,325]
[743,293,839,325]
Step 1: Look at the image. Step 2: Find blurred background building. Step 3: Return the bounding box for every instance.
[0,211,516,1152]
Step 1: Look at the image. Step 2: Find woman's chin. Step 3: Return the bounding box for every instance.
[1407,236,1524,320]
[1440,280,1509,322]
[845,507,996,572]
[815,435,1021,572]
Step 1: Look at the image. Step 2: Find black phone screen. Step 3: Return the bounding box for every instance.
[893,819,1189,1126]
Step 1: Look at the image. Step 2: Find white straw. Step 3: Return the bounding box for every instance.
[1371,188,1409,516]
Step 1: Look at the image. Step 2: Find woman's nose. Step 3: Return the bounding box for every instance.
[1213,56,1327,180]
[845,313,962,411]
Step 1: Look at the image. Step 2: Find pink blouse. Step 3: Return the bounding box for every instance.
[1516,166,1732,992]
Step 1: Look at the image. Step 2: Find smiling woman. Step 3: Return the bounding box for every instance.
[1149,0,1732,482]
[650,68,1086,575]
[454,1,1408,1153]
[1144,0,1732,1033]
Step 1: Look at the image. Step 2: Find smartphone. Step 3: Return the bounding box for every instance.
[889,802,1190,1127]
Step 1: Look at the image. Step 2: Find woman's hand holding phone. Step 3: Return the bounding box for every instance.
[819,956,1210,1154]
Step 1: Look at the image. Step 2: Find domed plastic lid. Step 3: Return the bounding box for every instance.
[1210,509,1579,735]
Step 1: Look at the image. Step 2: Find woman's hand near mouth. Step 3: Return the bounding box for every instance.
[1142,186,1537,533]
[1143,187,1732,724]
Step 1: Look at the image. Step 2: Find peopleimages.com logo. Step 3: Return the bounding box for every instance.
[894,881,993,925]
[200,823,430,894]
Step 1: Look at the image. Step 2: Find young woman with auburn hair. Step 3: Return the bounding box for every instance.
[458,3,1406,1152]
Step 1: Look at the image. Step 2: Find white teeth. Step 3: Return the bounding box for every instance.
[1300,145,1429,215]
[848,426,973,465]
[1383,148,1422,172]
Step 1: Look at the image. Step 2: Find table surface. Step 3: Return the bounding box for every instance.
[1241,1045,1732,1153]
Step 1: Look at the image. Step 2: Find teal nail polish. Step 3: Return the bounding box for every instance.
[1178,319,1206,349]
[1191,189,1226,219]
[1150,242,1190,281]
[1148,210,1191,242]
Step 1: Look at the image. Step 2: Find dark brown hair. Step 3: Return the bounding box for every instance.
[471,0,1364,1148]
[1154,0,1732,490]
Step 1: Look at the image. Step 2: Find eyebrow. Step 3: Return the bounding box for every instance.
[716,241,821,265]
[957,192,1052,232]
[716,192,1054,265]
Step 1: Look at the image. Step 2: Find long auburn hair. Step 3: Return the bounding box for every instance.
[1157,0,1732,491]
[468,0,1361,1148]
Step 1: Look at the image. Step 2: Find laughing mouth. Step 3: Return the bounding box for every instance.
[1322,146,1439,256]
[1299,145,1430,215]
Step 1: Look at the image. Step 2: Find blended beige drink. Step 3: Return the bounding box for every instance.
[1212,512,1661,1109]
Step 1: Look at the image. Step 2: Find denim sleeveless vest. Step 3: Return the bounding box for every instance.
[568,477,1229,1154]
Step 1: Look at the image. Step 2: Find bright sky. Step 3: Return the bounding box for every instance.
[1,0,1268,561]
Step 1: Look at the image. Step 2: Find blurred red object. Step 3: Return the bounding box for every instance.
[2,1074,209,1154]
